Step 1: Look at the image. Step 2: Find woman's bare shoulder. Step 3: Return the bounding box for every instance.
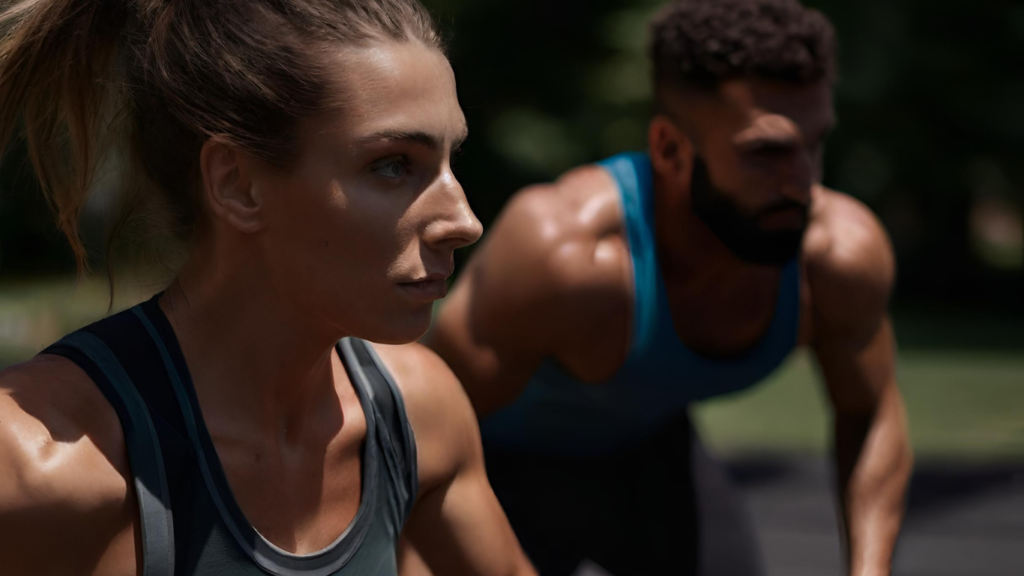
[369,343,477,487]
[0,355,135,573]
[369,342,466,416]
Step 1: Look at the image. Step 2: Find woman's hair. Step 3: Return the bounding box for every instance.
[0,0,442,275]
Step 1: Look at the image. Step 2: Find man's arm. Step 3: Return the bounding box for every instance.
[428,175,631,416]
[808,193,912,576]
[374,344,536,576]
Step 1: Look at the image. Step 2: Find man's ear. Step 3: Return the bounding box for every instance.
[199,138,265,233]
[648,114,694,189]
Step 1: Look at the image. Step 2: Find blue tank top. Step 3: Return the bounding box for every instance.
[481,152,801,456]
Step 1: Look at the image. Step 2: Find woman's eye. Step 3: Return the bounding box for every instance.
[372,157,410,178]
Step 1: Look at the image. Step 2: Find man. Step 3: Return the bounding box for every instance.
[427,0,912,574]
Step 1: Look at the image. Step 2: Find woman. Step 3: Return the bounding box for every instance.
[0,1,534,575]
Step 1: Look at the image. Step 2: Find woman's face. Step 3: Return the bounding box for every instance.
[255,41,481,344]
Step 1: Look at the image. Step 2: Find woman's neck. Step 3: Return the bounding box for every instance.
[160,251,348,441]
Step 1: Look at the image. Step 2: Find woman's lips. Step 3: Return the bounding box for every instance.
[397,279,448,301]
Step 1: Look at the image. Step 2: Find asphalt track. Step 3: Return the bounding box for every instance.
[574,455,1023,576]
[732,455,1024,576]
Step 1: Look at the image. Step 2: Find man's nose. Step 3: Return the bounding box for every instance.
[779,151,814,205]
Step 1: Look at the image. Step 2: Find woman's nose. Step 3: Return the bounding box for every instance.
[422,173,483,250]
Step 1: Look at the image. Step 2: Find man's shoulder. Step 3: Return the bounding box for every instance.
[803,187,895,329]
[501,164,619,240]
[485,164,630,300]
[805,187,894,287]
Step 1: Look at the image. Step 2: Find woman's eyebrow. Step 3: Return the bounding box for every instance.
[358,126,468,152]
[358,130,441,149]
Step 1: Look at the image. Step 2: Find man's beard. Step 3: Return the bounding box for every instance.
[689,156,808,266]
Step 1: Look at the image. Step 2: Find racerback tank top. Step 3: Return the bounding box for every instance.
[482,152,801,457]
[44,294,418,576]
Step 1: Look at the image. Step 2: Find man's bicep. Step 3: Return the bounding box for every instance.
[809,196,899,414]
[429,198,568,414]
[429,260,549,415]
[814,315,897,415]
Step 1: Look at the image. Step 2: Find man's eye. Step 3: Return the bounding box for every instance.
[372,157,410,178]
[751,143,793,158]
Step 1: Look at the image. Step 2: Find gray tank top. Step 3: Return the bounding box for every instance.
[44,295,418,575]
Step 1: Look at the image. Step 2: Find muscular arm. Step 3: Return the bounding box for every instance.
[428,171,631,416]
[427,188,560,415]
[807,193,912,576]
[0,356,137,576]
[374,344,536,576]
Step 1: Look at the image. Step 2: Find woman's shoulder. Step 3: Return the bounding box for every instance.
[368,343,479,488]
[369,342,470,424]
[0,354,134,568]
[0,353,130,479]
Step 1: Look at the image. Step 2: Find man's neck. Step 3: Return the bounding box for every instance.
[649,174,792,357]
[651,174,782,291]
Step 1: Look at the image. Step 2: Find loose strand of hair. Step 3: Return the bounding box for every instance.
[0,0,132,276]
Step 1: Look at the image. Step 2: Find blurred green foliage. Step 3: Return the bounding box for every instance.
[1,0,1022,313]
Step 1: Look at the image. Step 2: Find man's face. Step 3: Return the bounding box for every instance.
[674,79,835,264]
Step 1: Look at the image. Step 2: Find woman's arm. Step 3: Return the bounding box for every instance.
[0,356,137,576]
[373,343,536,576]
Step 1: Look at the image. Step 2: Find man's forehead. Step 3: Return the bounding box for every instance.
[718,78,835,128]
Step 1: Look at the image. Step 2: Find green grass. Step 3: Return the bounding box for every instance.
[0,277,154,367]
[3,277,1022,461]
[694,350,1024,461]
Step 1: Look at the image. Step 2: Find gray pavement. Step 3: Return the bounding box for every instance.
[728,456,1024,576]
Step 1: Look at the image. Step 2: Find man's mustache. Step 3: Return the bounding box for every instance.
[756,199,810,220]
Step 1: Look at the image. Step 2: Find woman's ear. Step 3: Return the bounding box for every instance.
[200,138,266,233]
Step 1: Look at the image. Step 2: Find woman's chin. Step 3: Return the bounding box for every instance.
[354,311,432,345]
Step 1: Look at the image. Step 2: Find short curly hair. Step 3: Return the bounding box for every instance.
[650,0,836,91]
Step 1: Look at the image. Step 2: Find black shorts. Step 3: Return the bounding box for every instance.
[483,413,765,576]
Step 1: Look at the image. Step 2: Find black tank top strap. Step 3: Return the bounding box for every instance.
[44,296,412,575]
[338,338,419,524]
[44,330,176,576]
[70,297,194,497]
[131,301,378,575]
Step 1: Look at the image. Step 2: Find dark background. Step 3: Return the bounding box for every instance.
[428,0,1023,313]
[2,0,1022,313]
